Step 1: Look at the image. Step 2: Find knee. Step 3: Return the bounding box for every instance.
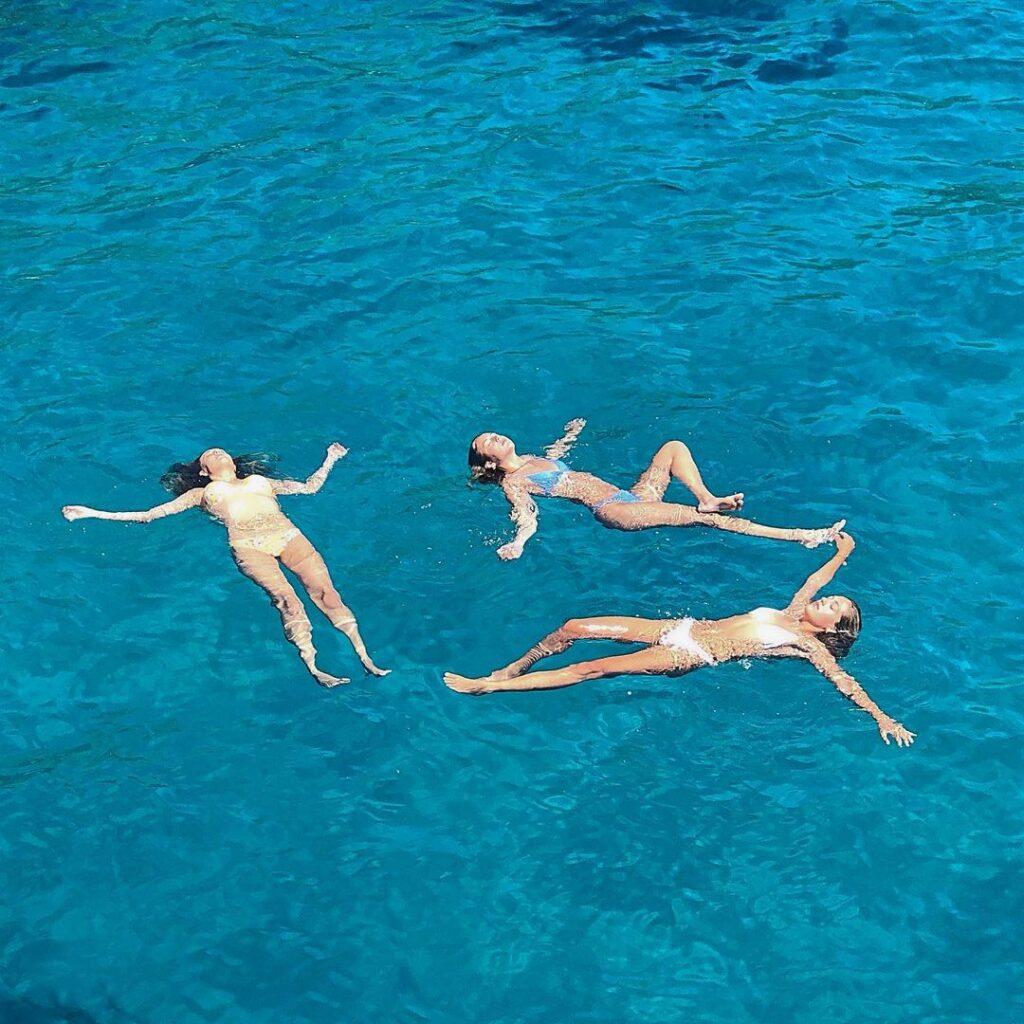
[561,618,585,637]
[651,439,687,466]
[568,661,604,681]
[661,439,691,458]
[274,593,304,619]
[313,585,343,610]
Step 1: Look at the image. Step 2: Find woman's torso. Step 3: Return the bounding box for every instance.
[202,476,293,539]
[511,457,624,508]
[687,607,805,663]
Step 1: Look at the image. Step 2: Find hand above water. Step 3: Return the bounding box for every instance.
[835,532,856,558]
[327,442,348,461]
[497,542,524,561]
[62,505,93,521]
[877,716,915,747]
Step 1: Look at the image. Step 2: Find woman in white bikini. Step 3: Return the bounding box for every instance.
[62,445,389,688]
[468,419,845,560]
[444,534,915,747]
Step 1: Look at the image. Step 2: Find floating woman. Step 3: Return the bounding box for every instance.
[62,445,389,688]
[444,534,915,747]
[468,420,846,560]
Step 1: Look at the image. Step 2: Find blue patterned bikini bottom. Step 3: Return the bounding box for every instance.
[592,489,642,512]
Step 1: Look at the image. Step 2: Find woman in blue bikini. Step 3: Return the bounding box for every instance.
[468,419,845,560]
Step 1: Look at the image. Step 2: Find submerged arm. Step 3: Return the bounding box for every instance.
[272,443,347,495]
[62,488,204,523]
[544,418,586,460]
[787,533,855,614]
[497,479,539,561]
[799,638,915,746]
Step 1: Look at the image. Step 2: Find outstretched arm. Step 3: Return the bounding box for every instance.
[272,443,347,495]
[798,638,915,746]
[787,533,855,614]
[62,487,204,523]
[496,479,539,561]
[544,418,586,460]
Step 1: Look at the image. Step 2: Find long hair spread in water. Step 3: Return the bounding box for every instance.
[160,453,278,495]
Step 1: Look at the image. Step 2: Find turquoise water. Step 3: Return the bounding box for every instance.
[3,0,1024,1020]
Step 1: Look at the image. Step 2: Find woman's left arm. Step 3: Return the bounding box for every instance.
[798,638,915,746]
[544,418,586,460]
[272,443,347,495]
[786,533,855,615]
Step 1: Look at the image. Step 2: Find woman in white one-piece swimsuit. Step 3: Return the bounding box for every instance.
[445,534,914,747]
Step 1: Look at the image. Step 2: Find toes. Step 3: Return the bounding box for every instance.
[444,672,487,694]
[319,675,349,688]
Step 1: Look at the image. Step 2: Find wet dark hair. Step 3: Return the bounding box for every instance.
[818,598,862,659]
[160,452,278,496]
[468,442,504,485]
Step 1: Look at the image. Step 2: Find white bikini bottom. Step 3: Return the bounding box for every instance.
[230,526,300,557]
[658,618,716,666]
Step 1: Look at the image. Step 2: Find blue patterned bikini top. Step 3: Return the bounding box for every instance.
[527,459,570,496]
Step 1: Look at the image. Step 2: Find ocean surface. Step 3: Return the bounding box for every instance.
[3,1,1023,1021]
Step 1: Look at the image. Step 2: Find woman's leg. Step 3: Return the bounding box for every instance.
[631,439,743,512]
[280,534,390,676]
[231,548,347,687]
[599,500,845,548]
[486,615,668,681]
[445,646,684,694]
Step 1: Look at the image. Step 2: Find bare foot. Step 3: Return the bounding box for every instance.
[313,670,350,688]
[363,661,392,677]
[698,492,745,514]
[800,518,847,549]
[444,672,491,695]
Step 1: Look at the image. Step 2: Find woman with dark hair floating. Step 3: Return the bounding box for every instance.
[445,535,915,747]
[468,419,845,559]
[62,445,389,688]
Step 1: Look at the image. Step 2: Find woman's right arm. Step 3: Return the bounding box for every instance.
[496,480,539,560]
[787,533,855,614]
[62,488,205,523]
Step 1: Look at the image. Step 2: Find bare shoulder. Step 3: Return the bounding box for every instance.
[503,460,540,485]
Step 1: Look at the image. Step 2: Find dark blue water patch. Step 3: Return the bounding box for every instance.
[487,0,849,93]
[702,75,750,92]
[0,993,135,1024]
[722,49,753,67]
[754,15,848,82]
[3,104,53,122]
[491,0,787,63]
[645,70,751,94]
[0,60,117,88]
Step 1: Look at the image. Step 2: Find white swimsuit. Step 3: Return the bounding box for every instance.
[658,618,716,665]
[748,607,801,649]
[658,608,800,667]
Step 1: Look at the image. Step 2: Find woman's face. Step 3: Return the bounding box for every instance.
[199,448,237,479]
[472,432,516,464]
[802,595,855,631]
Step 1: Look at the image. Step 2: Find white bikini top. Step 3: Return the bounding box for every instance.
[749,607,801,650]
